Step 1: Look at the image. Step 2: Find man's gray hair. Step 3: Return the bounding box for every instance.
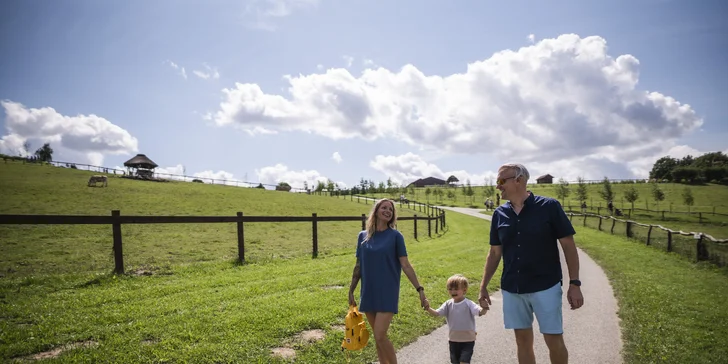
[500,163,530,182]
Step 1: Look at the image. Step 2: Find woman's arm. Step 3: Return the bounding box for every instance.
[348,258,361,306]
[399,256,428,307]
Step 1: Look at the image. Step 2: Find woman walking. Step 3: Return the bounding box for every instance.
[349,199,429,364]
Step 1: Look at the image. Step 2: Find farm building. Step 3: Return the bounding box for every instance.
[407,177,448,188]
[536,174,554,184]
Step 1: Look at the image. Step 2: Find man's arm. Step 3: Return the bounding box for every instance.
[558,235,579,281]
[558,235,584,309]
[478,245,502,306]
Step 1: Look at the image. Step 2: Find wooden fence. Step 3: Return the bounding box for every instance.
[567,212,728,267]
[0,208,446,274]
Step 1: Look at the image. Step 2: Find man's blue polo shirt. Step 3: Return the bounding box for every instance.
[490,192,576,294]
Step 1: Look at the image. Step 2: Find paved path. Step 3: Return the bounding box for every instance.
[394,206,623,363]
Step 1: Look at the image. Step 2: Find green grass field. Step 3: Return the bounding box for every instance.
[2,162,728,363]
[0,162,430,276]
[367,181,728,238]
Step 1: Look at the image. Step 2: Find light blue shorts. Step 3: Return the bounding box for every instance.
[502,282,563,334]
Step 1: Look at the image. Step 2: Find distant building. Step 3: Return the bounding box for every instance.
[407,177,448,188]
[536,174,554,184]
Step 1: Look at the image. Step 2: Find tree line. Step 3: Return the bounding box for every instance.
[649,151,728,184]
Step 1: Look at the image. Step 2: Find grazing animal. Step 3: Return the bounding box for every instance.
[87,175,108,187]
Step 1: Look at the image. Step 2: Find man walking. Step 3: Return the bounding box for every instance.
[478,163,584,364]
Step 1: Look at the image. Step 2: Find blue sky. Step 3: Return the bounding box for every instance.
[1,0,726,189]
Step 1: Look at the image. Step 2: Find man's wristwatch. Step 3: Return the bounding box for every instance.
[416,286,424,292]
[569,279,581,287]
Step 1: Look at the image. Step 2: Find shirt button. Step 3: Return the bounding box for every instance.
[518,232,521,234]
[518,245,520,247]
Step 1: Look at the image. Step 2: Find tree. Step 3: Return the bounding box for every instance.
[326,179,336,195]
[446,190,456,201]
[555,178,570,206]
[377,181,386,194]
[692,151,728,168]
[359,177,367,194]
[649,156,678,181]
[465,179,475,204]
[315,180,325,193]
[704,167,728,183]
[651,183,665,208]
[483,178,496,200]
[682,187,695,212]
[386,178,393,194]
[435,187,444,202]
[408,184,416,199]
[34,143,53,162]
[23,141,31,156]
[447,175,459,186]
[671,166,700,184]
[575,177,589,204]
[303,181,309,191]
[425,187,432,202]
[598,177,615,203]
[623,185,639,211]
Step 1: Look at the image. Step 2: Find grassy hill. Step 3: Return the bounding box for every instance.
[0,162,423,276]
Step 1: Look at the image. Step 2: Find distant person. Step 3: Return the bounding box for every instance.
[581,202,587,213]
[349,198,429,363]
[424,274,487,364]
[479,163,583,364]
[607,200,614,214]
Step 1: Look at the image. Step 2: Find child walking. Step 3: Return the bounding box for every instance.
[425,274,487,364]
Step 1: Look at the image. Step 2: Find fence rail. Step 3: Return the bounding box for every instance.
[567,212,728,267]
[0,208,446,274]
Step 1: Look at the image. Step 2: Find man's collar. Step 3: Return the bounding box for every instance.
[507,191,534,208]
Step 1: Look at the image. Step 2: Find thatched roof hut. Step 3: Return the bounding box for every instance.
[124,154,158,170]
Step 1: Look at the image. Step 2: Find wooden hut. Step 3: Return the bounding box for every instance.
[123,154,159,179]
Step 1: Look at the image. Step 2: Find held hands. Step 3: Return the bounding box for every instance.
[567,285,584,310]
[478,288,491,312]
[419,291,429,310]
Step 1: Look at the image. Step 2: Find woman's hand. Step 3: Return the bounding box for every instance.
[419,291,428,308]
[348,291,356,307]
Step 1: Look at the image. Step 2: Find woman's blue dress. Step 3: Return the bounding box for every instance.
[356,228,408,314]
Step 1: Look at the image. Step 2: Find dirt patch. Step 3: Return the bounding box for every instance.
[295,329,326,343]
[132,269,153,276]
[321,285,344,290]
[331,324,346,332]
[271,347,296,360]
[25,340,98,360]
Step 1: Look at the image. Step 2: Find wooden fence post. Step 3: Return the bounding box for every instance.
[696,234,708,262]
[427,217,432,237]
[699,212,703,224]
[646,225,652,245]
[112,210,124,274]
[583,214,587,226]
[667,231,672,252]
[361,214,366,231]
[626,221,633,238]
[598,216,602,231]
[435,215,439,234]
[312,213,318,258]
[237,212,245,264]
[414,215,418,240]
[610,219,616,234]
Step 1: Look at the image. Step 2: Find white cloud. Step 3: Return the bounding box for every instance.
[317,64,324,71]
[244,0,319,31]
[193,63,220,80]
[0,101,139,166]
[369,153,498,186]
[193,170,238,185]
[332,151,342,163]
[256,163,336,189]
[212,34,703,178]
[527,34,535,43]
[342,55,354,68]
[363,59,376,68]
[165,60,187,79]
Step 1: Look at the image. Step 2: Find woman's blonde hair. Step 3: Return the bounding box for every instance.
[363,199,398,243]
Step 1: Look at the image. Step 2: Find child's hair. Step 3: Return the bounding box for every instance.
[446,274,469,290]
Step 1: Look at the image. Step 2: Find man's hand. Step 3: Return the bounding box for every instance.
[478,288,491,311]
[567,285,584,310]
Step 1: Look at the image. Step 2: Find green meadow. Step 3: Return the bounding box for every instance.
[1,162,727,363]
